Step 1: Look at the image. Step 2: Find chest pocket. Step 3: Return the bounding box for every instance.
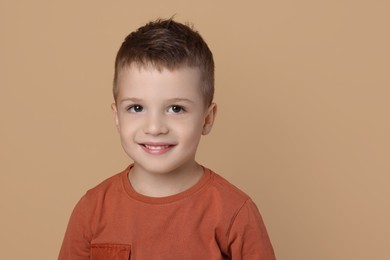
[90,244,131,260]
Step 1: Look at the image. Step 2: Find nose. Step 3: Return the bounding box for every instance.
[143,112,168,135]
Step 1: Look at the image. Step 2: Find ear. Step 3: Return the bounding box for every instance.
[202,103,217,135]
[111,103,120,131]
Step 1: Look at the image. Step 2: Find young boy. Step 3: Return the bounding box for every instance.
[59,18,275,259]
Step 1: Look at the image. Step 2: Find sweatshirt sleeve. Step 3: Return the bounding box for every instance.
[58,193,94,260]
[227,199,276,260]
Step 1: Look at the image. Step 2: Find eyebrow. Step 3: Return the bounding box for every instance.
[118,97,143,104]
[166,98,194,104]
[118,97,194,104]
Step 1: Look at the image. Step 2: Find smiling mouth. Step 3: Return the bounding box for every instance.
[143,144,171,150]
[140,143,175,154]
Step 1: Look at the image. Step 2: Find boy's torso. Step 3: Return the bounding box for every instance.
[74,166,249,259]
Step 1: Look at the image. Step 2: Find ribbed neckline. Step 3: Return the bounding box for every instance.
[120,164,213,204]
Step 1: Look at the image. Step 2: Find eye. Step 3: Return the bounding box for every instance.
[127,104,144,113]
[168,105,185,113]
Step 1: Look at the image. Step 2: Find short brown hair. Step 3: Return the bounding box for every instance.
[113,18,215,106]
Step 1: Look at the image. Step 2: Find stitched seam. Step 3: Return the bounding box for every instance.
[225,198,250,250]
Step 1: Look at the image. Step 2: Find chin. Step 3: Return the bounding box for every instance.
[140,165,179,175]
[134,159,194,175]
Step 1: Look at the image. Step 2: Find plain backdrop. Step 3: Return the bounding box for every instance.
[1,0,389,259]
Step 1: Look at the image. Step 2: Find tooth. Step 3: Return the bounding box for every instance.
[145,145,168,150]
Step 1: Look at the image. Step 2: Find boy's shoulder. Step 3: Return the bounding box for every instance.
[81,166,130,201]
[208,168,252,203]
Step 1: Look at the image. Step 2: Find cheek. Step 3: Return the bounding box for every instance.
[179,121,204,142]
[118,120,136,138]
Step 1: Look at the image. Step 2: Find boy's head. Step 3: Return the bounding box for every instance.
[111,18,217,178]
[113,18,215,107]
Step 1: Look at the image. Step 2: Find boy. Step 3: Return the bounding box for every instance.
[59,18,275,259]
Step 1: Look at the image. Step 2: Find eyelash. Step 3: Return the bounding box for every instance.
[126,104,186,113]
[168,105,185,113]
[127,104,144,113]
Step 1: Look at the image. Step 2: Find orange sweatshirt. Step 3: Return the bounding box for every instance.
[59,165,275,259]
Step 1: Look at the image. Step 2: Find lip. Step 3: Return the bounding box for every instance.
[139,142,176,155]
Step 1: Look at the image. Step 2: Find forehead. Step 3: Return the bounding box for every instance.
[116,64,203,99]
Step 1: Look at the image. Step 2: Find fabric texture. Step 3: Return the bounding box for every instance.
[58,165,275,260]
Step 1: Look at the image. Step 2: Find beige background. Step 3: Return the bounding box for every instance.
[1,0,389,259]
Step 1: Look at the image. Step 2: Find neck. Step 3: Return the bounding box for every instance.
[129,162,204,197]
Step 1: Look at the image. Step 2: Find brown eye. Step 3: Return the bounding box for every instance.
[168,105,184,113]
[128,105,143,113]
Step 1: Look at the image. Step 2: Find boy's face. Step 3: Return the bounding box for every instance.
[112,65,216,176]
